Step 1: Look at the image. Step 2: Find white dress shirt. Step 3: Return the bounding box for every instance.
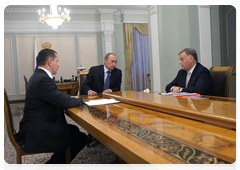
[170,64,196,92]
[38,67,53,79]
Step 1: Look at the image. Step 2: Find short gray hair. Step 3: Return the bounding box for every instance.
[104,53,116,60]
[178,48,198,63]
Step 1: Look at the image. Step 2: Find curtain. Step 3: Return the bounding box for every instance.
[124,23,148,90]
[131,28,150,91]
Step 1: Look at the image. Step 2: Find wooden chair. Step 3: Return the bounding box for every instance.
[23,75,28,90]
[4,88,71,164]
[209,66,235,97]
[76,71,98,146]
[77,70,89,95]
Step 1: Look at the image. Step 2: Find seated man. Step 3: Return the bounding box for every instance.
[82,53,122,96]
[15,49,88,164]
[165,48,214,95]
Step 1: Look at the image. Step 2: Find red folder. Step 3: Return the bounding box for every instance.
[176,94,200,97]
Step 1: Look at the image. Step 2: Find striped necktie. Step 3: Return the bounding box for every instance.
[186,72,191,87]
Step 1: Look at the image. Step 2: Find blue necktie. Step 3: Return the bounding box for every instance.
[104,71,111,90]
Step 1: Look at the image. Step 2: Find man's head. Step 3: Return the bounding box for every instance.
[37,49,59,75]
[104,53,117,71]
[178,48,198,71]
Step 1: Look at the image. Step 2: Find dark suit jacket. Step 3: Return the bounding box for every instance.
[15,69,83,153]
[165,63,214,95]
[82,65,122,94]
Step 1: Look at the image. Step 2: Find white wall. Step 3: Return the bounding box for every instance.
[4,6,148,100]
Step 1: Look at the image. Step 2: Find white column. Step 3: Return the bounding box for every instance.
[99,9,116,54]
[101,22,114,54]
[149,5,161,92]
[199,5,212,69]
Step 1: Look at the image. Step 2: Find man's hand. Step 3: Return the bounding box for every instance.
[88,90,97,96]
[102,89,111,93]
[172,86,182,93]
[71,96,79,98]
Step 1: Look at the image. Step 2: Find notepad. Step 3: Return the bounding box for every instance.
[85,99,120,106]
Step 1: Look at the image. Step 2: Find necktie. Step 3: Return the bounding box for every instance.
[186,72,191,87]
[104,71,111,90]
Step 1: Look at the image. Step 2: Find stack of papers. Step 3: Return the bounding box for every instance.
[160,92,199,97]
[85,99,120,106]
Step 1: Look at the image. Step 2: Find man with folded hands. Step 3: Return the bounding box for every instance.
[82,53,122,96]
[165,48,214,95]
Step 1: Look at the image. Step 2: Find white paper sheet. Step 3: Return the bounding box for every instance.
[84,99,120,106]
[160,92,197,96]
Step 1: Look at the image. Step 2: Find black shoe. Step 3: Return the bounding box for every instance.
[36,162,61,170]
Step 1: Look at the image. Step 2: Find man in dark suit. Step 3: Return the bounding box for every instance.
[15,49,88,164]
[82,53,122,96]
[165,48,214,95]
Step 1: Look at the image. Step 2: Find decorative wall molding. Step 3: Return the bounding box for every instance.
[149,5,157,15]
[5,8,39,13]
[69,9,99,14]
[4,21,102,33]
[5,8,147,14]
[98,9,117,14]
[101,22,114,32]
[4,8,98,13]
[101,22,114,42]
[119,9,147,14]
[102,31,114,42]
[101,22,114,53]
[4,20,148,33]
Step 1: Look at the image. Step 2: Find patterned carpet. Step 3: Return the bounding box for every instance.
[4,103,118,164]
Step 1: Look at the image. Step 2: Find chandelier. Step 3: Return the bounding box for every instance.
[38,5,71,30]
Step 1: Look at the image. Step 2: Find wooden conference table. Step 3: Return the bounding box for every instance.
[66,91,236,164]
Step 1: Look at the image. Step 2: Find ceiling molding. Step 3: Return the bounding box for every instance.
[5,8,99,14]
[4,20,148,33]
[4,21,102,33]
[120,9,147,14]
[5,8,39,13]
[98,9,117,13]
[5,8,147,14]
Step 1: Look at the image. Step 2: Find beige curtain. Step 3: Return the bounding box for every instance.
[124,23,148,90]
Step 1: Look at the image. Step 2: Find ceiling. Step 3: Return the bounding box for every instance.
[5,5,148,11]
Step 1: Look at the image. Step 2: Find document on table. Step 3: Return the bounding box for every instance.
[85,99,120,106]
[160,92,209,99]
[160,92,198,97]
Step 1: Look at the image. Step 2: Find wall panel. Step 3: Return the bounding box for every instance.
[16,35,76,94]
[16,36,34,94]
[78,36,98,71]
[4,36,15,95]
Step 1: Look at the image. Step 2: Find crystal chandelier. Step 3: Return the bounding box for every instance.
[38,5,71,30]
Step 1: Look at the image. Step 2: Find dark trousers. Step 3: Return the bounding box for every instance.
[46,124,88,164]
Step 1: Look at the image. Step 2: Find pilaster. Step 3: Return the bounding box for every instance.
[148,5,161,92]
[99,9,116,54]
